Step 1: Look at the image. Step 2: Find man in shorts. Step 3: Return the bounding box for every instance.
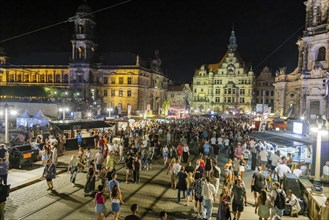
[231,178,246,220]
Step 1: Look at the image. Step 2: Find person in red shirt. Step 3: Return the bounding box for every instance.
[176,143,183,162]
[98,137,104,152]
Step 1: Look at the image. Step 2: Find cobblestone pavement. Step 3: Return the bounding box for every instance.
[4,147,311,220]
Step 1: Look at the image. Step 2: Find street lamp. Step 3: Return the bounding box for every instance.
[59,107,69,121]
[311,115,328,194]
[107,108,113,118]
[0,103,16,144]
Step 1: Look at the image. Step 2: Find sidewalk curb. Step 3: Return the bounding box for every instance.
[10,168,67,192]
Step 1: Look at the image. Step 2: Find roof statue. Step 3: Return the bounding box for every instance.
[228,28,238,52]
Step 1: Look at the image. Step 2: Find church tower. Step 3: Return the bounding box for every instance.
[70,2,97,64]
[69,2,98,100]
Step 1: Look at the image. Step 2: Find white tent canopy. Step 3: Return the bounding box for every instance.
[16,110,49,128]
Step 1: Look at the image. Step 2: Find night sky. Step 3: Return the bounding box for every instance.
[0,0,305,82]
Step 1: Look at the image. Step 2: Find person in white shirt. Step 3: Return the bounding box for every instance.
[270,151,281,178]
[201,176,216,220]
[259,148,268,169]
[118,143,124,161]
[217,136,223,152]
[322,161,329,178]
[293,164,303,178]
[275,160,291,186]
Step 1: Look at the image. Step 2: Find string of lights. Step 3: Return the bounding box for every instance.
[255,24,305,70]
[0,0,132,44]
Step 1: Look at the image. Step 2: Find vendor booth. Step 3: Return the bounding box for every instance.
[16,110,50,128]
[50,120,116,149]
[249,131,313,164]
[249,131,328,220]
[32,110,50,127]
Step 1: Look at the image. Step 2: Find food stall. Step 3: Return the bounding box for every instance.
[50,120,116,149]
[249,131,313,164]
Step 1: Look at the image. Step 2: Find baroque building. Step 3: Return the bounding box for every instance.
[254,67,275,113]
[273,0,329,120]
[191,30,254,113]
[0,2,168,116]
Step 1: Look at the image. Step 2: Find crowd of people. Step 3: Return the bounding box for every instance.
[1,114,329,220]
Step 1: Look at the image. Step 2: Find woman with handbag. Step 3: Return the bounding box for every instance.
[42,159,56,191]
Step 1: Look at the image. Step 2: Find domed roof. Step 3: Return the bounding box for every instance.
[77,2,91,13]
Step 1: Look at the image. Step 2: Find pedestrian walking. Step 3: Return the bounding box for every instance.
[132,154,142,184]
[68,154,83,187]
[108,172,120,194]
[111,185,124,220]
[213,161,221,196]
[162,145,169,166]
[177,143,183,162]
[231,178,246,220]
[270,182,286,219]
[177,167,187,204]
[84,161,96,196]
[41,144,50,165]
[201,176,216,220]
[125,155,134,183]
[217,188,232,220]
[204,155,213,178]
[186,172,195,206]
[255,189,271,220]
[95,149,104,173]
[193,175,205,219]
[251,166,266,206]
[95,185,107,220]
[50,144,58,167]
[76,132,83,148]
[42,159,56,191]
[182,143,190,163]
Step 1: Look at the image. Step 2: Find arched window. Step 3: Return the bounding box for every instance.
[317,47,326,61]
[55,74,61,83]
[78,47,85,60]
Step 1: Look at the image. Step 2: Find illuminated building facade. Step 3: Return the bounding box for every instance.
[166,81,192,111]
[191,30,254,113]
[254,67,275,112]
[274,0,329,120]
[0,3,168,116]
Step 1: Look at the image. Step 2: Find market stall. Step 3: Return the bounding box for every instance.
[249,131,313,164]
[50,120,116,149]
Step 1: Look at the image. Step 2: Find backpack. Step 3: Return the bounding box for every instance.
[274,190,286,209]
